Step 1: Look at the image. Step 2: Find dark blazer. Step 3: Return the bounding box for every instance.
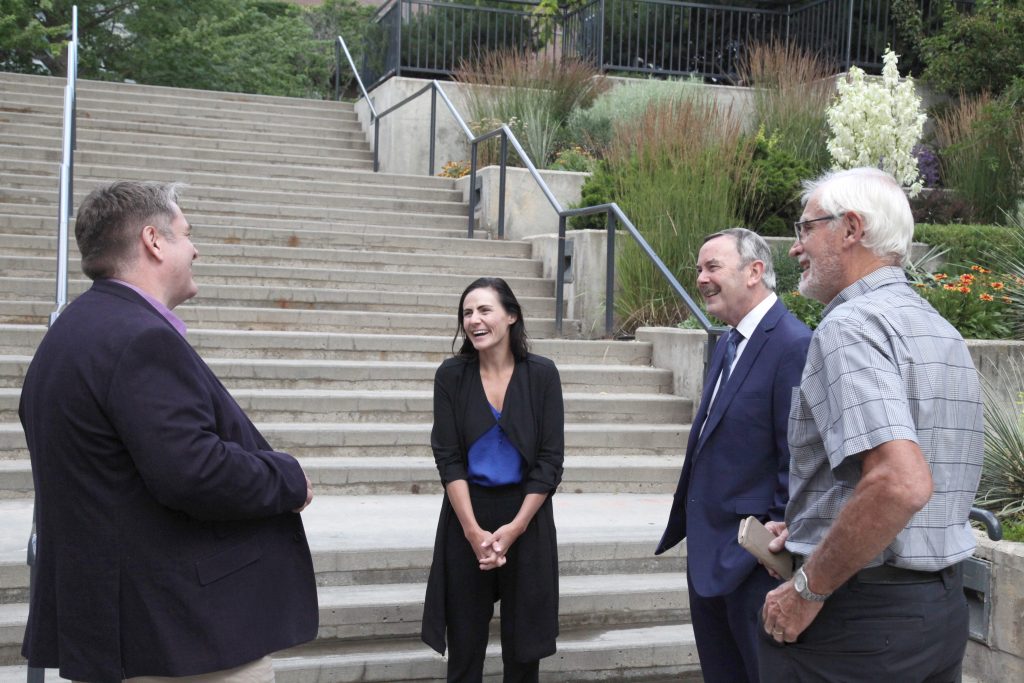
[422,353,563,662]
[19,280,319,683]
[656,298,811,597]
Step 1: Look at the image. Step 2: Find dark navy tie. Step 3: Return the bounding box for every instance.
[719,328,743,389]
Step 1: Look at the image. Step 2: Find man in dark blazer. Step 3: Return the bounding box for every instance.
[19,181,319,683]
[656,228,811,683]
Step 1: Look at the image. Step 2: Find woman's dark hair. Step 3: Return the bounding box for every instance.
[452,277,529,361]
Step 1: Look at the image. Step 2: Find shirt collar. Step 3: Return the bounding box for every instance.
[734,292,777,340]
[108,279,188,338]
[822,265,907,318]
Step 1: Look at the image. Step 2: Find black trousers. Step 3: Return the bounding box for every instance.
[758,565,967,683]
[443,484,540,683]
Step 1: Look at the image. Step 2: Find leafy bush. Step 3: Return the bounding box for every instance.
[779,291,825,329]
[550,146,597,173]
[910,190,973,225]
[922,0,1024,97]
[570,162,617,230]
[909,268,1012,339]
[743,129,812,237]
[914,223,1024,266]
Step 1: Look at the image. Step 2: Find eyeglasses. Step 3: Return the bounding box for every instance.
[793,212,844,243]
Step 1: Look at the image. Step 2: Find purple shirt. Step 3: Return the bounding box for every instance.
[108,279,188,338]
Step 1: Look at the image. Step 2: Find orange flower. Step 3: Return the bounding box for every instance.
[959,274,975,284]
[958,286,971,294]
[980,293,994,302]
[913,282,926,288]
[970,265,991,274]
[991,282,1005,290]
[933,273,948,281]
[943,284,957,291]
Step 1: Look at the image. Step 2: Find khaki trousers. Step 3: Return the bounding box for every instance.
[75,655,274,683]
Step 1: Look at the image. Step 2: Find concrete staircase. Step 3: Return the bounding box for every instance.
[0,71,701,681]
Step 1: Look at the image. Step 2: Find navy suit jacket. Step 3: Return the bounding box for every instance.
[655,298,810,597]
[19,280,319,683]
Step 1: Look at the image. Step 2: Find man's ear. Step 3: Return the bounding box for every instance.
[747,259,765,287]
[843,211,865,246]
[141,225,163,261]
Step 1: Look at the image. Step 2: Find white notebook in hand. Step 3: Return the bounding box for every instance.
[738,516,794,580]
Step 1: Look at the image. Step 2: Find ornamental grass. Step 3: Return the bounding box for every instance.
[606,97,753,332]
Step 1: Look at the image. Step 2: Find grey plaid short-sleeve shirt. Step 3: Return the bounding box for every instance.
[785,266,984,571]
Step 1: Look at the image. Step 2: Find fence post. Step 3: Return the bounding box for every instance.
[844,0,855,70]
[606,209,616,336]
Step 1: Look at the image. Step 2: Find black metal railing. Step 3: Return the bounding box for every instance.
[358,0,974,87]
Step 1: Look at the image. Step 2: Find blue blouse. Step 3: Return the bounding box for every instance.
[467,404,523,486]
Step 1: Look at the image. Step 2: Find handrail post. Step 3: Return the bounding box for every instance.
[429,85,437,176]
[373,119,381,172]
[605,209,616,336]
[334,39,342,100]
[497,133,508,239]
[844,0,855,70]
[468,142,478,237]
[555,215,567,336]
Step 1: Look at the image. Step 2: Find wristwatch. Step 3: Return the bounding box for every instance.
[793,565,831,602]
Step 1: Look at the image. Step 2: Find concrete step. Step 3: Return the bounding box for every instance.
[0,493,685,598]
[0,244,540,277]
[0,128,371,160]
[0,326,652,364]
[1,141,375,171]
[3,163,464,203]
[0,303,578,335]
[0,421,685,461]
[0,624,701,682]
[0,279,559,318]
[0,453,684,499]
[1,196,471,229]
[0,386,690,423]
[0,356,669,393]
[1,98,364,135]
[0,73,356,115]
[0,225,524,259]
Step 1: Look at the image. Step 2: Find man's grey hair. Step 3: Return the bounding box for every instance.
[75,181,185,280]
[801,167,914,264]
[703,227,777,291]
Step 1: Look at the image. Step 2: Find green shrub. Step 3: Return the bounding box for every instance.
[922,1,1024,97]
[779,291,824,329]
[914,223,1024,266]
[570,161,616,230]
[743,129,812,236]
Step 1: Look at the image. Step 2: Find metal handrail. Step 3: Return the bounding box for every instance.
[334,36,377,117]
[51,5,79,327]
[335,31,724,356]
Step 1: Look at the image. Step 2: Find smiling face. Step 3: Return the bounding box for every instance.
[790,196,844,305]
[159,204,199,309]
[695,235,763,327]
[462,286,517,357]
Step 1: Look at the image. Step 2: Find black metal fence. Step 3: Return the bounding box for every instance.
[360,0,972,89]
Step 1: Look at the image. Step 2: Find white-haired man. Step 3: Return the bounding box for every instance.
[758,168,984,682]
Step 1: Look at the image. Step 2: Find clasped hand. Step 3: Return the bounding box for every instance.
[467,522,523,571]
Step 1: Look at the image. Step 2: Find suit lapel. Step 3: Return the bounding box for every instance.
[695,300,785,453]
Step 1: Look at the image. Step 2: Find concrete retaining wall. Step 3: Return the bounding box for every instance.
[964,535,1024,682]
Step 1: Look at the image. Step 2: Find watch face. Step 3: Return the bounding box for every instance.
[794,569,807,592]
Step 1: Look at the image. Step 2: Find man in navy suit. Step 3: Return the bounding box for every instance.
[19,181,319,683]
[656,228,811,683]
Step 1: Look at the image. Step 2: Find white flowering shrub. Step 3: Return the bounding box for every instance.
[826,49,927,196]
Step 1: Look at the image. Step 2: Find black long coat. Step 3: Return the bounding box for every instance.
[421,353,564,662]
[19,280,319,682]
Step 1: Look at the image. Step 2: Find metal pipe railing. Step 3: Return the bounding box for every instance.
[51,5,79,328]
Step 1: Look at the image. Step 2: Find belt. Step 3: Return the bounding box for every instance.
[793,556,956,585]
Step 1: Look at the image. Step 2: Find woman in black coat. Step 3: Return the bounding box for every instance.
[421,277,564,682]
